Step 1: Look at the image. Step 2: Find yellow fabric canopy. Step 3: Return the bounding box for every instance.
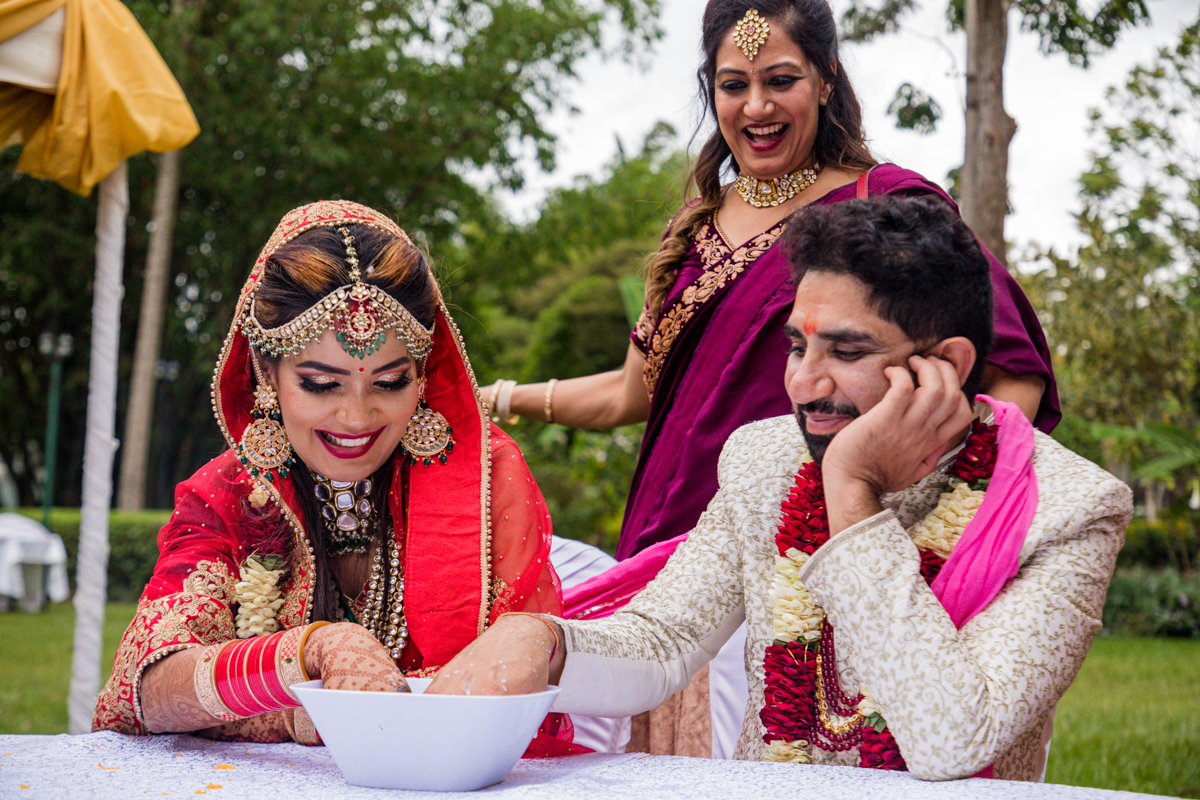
[0,0,199,195]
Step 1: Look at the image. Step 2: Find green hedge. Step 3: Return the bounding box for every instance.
[1103,567,1200,638]
[15,508,169,602]
[1119,518,1198,572]
[9,509,1199,637]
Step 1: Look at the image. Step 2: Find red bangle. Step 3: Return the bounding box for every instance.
[243,635,290,710]
[215,638,257,716]
[213,631,301,717]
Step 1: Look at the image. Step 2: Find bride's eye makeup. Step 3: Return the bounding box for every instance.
[376,373,414,391]
[297,372,413,394]
[299,377,338,394]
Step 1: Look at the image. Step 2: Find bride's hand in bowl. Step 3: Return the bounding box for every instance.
[426,614,561,696]
[303,622,410,693]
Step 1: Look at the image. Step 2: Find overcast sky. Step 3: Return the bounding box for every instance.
[499,0,1198,260]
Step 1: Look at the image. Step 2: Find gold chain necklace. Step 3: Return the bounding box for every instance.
[734,163,820,208]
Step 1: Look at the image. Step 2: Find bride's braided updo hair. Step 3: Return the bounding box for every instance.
[643,0,876,318]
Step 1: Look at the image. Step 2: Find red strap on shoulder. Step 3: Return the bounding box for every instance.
[856,165,879,199]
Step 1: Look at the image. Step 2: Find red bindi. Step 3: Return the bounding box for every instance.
[358,367,365,373]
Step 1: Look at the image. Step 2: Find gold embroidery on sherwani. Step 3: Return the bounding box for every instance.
[642,217,785,397]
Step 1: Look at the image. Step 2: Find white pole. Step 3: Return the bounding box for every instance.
[68,160,128,734]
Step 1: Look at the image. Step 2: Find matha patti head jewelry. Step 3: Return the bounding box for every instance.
[733,8,770,61]
[401,377,455,466]
[236,355,297,481]
[240,226,434,364]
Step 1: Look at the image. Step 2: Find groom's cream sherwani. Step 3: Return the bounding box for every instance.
[554,409,1131,781]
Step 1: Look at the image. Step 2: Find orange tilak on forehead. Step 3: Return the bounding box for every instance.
[803,308,818,336]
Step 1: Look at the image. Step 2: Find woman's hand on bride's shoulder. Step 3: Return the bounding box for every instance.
[425,614,559,697]
[303,622,410,693]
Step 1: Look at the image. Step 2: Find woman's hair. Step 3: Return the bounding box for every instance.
[643,0,876,318]
[253,224,438,622]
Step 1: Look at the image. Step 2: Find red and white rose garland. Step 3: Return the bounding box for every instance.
[761,419,999,769]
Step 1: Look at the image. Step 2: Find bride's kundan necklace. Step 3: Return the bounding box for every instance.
[760,419,998,769]
[313,472,376,556]
[359,526,409,659]
[734,163,820,208]
[311,472,410,659]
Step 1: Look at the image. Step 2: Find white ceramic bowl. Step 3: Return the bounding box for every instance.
[291,677,560,791]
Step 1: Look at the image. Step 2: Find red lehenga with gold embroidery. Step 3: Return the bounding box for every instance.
[92,201,574,754]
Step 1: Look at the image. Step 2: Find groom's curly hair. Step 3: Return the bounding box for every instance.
[781,195,994,400]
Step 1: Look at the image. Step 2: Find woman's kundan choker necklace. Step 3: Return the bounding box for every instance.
[735,163,820,208]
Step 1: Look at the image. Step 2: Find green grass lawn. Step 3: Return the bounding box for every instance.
[1,605,1196,796]
[0,601,137,735]
[1045,636,1200,798]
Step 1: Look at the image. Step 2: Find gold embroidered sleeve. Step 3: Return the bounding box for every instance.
[92,561,239,734]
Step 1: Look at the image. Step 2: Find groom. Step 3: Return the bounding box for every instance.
[430,196,1131,782]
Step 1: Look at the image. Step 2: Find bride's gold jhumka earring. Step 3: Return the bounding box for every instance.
[400,378,454,466]
[237,357,297,482]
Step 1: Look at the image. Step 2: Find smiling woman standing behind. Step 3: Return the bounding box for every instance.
[483,0,1059,758]
[491,0,1057,562]
[93,201,570,750]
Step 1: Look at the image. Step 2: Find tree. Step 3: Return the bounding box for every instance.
[842,0,1151,265]
[448,121,686,377]
[0,0,663,509]
[453,127,689,547]
[1017,11,1200,509]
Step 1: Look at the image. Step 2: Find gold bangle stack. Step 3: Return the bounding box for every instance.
[543,379,558,424]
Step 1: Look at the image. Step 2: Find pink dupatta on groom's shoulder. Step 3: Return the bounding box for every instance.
[931,396,1039,627]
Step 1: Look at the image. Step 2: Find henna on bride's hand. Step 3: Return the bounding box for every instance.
[303,622,409,693]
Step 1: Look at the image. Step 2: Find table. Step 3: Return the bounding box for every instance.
[0,513,69,612]
[0,733,1168,799]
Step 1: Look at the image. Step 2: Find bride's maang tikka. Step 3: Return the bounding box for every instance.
[241,225,434,363]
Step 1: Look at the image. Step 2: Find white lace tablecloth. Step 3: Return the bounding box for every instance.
[0,733,1168,799]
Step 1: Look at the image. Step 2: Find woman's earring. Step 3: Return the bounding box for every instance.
[400,378,454,466]
[238,357,297,482]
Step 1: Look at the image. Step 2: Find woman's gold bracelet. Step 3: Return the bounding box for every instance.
[494,379,519,425]
[543,379,558,424]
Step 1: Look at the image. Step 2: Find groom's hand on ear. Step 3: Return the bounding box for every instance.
[821,354,974,535]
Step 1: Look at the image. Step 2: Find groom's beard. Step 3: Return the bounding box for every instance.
[793,399,861,465]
